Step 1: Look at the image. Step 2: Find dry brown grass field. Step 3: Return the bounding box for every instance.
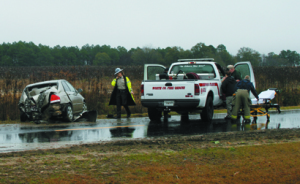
[0,66,300,121]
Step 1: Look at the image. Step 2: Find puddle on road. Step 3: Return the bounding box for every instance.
[0,110,299,153]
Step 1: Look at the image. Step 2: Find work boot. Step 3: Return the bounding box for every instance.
[244,119,251,124]
[114,116,121,119]
[224,115,231,119]
[106,114,114,118]
[231,119,236,124]
[127,113,131,118]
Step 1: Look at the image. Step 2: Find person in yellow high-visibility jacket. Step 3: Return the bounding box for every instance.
[109,68,135,119]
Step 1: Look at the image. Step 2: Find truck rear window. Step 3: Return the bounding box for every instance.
[170,64,214,74]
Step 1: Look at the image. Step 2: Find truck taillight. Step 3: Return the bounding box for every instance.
[194,84,200,95]
[50,94,61,103]
[141,84,144,96]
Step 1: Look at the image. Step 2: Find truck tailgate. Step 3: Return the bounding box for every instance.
[144,81,195,99]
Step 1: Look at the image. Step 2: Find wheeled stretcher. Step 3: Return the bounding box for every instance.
[237,88,281,128]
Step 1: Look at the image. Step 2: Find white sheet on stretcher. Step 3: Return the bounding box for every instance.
[251,90,276,104]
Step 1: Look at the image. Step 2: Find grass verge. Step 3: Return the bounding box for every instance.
[0,135,300,184]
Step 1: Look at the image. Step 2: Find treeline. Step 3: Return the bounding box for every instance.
[0,41,299,67]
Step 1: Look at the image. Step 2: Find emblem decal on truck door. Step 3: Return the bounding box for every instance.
[199,83,220,96]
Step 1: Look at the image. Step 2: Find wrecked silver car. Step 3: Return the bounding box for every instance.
[19,79,96,124]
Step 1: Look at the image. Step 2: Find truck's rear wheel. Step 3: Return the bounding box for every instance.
[181,112,189,121]
[148,108,162,121]
[200,96,214,122]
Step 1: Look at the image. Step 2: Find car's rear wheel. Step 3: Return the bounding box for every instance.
[64,104,73,122]
[20,111,28,122]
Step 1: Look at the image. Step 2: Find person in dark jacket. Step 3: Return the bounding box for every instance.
[227,65,242,82]
[109,68,136,119]
[221,70,237,119]
[231,75,259,123]
[159,68,169,80]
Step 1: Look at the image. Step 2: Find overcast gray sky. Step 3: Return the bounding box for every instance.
[1,0,299,55]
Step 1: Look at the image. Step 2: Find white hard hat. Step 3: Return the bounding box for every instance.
[114,68,123,75]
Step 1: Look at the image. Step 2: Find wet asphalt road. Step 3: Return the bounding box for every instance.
[0,110,300,153]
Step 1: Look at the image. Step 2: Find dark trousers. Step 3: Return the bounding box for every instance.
[116,89,131,117]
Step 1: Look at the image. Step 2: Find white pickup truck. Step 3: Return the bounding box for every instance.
[140,58,256,122]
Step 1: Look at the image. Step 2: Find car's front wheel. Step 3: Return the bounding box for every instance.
[83,103,87,112]
[64,104,74,122]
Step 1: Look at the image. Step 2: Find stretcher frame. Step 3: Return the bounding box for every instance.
[237,88,281,130]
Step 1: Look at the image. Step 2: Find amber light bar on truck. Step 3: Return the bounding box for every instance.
[178,58,214,62]
[189,62,196,64]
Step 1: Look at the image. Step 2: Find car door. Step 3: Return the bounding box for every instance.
[234,61,256,99]
[62,81,83,113]
[144,64,166,80]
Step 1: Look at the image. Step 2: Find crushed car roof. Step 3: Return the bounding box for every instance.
[25,79,65,88]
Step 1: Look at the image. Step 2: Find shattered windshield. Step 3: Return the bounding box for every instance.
[170,64,215,74]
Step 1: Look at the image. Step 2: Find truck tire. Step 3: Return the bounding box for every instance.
[181,112,189,121]
[200,96,214,122]
[148,108,162,121]
[163,111,169,122]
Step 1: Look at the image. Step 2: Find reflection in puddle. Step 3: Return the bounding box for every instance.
[0,109,300,153]
[252,110,300,130]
